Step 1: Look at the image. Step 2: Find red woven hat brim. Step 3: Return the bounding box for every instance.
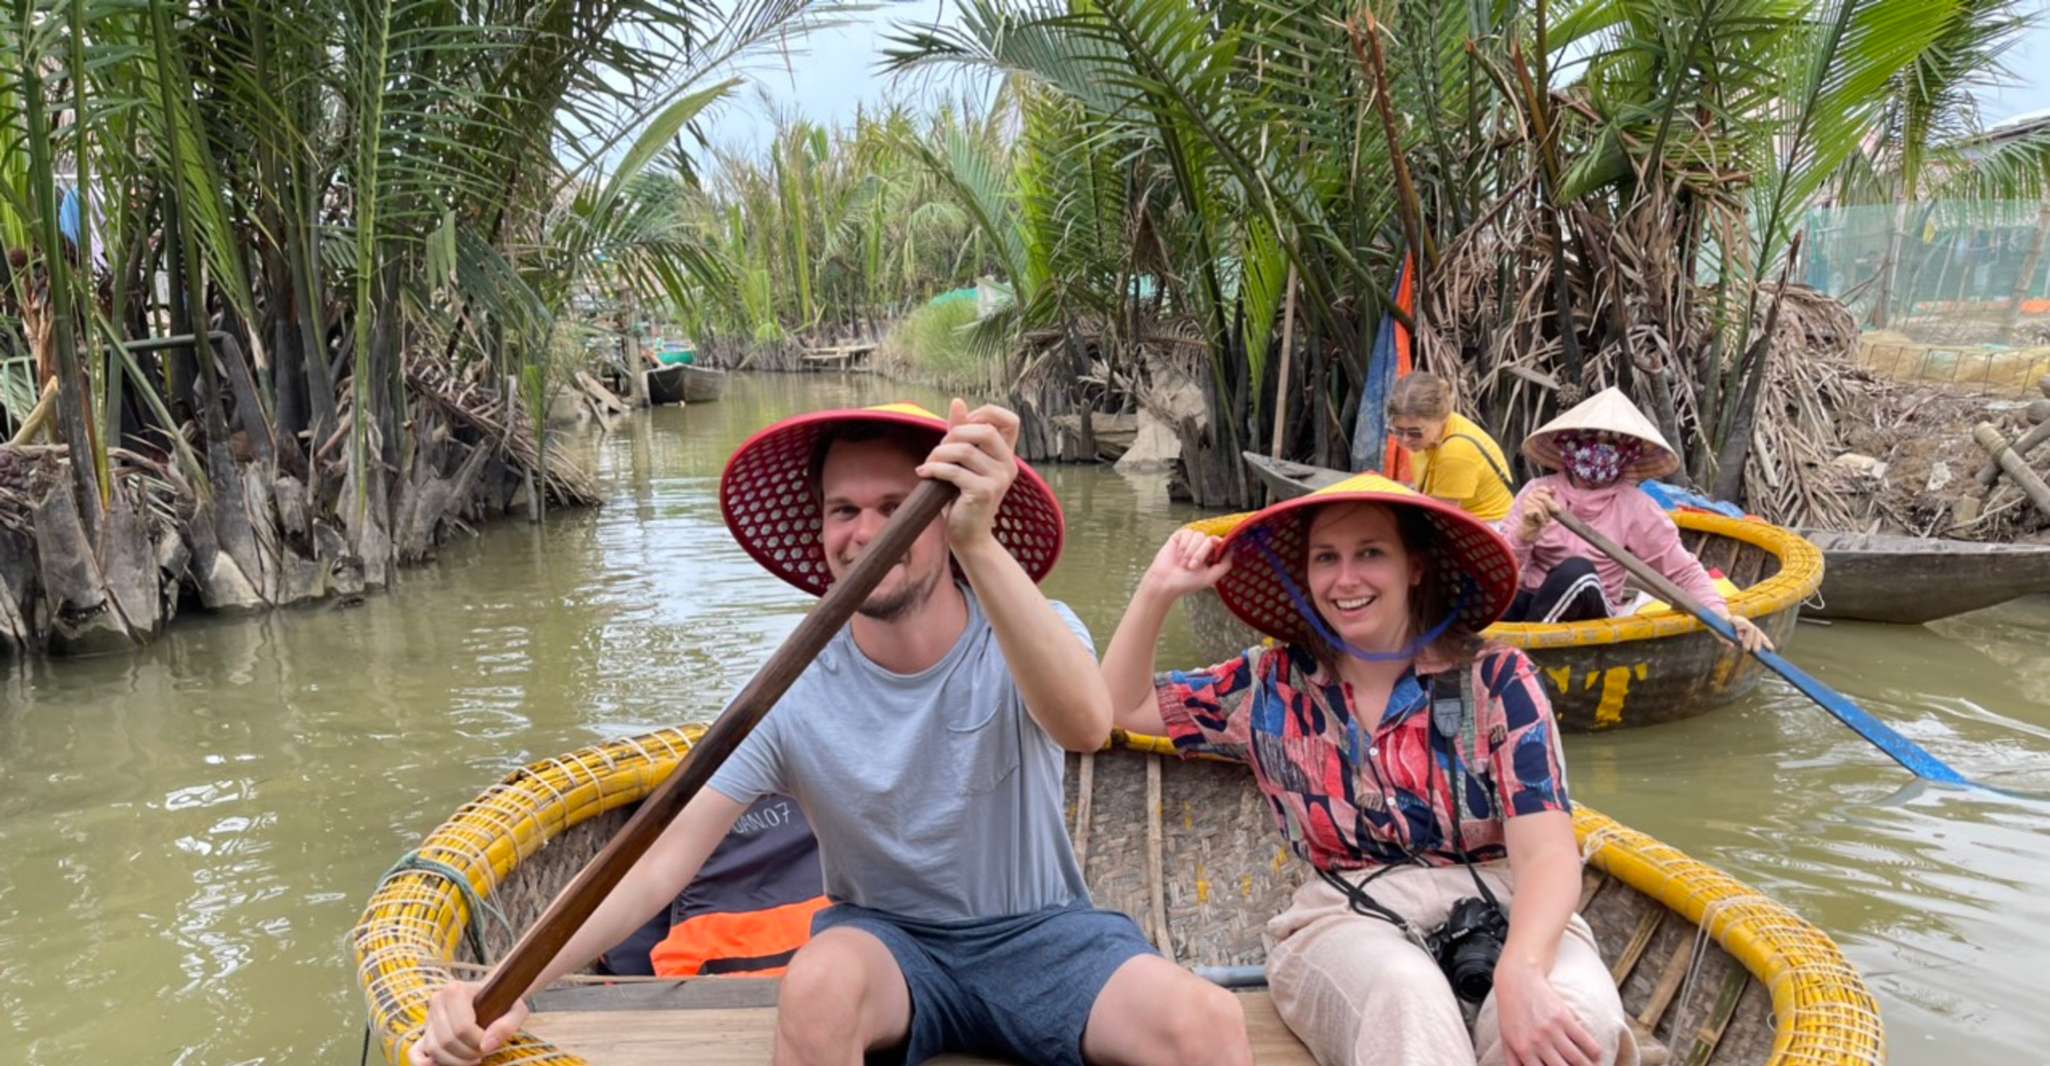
[1213,483,1519,647]
[719,407,1066,596]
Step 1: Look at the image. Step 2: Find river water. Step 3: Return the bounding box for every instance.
[4,372,2047,1064]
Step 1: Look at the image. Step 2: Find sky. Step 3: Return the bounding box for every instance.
[694,1,2050,159]
[1980,11,2050,128]
[694,0,964,158]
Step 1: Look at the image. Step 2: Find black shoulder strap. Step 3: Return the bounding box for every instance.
[1428,665,1483,824]
[1443,431,1516,494]
[1430,665,1503,906]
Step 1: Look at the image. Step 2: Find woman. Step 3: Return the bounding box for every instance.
[1500,387,1770,653]
[1100,473,1636,1066]
[1386,372,1515,524]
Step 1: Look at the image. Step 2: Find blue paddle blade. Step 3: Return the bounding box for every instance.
[1754,647,1973,787]
[1546,507,1979,788]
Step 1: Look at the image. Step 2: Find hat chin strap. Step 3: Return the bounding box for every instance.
[1247,526,1472,664]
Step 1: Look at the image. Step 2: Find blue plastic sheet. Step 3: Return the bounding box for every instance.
[1639,480,1745,518]
[1348,260,1411,474]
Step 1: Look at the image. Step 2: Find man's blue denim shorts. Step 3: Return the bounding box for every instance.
[813,898,1158,1066]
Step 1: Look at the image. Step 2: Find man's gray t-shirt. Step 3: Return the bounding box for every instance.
[707,586,1092,922]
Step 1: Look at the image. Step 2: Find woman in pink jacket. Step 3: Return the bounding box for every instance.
[1501,388,1771,653]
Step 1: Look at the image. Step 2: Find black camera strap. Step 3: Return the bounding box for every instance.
[1318,664,1503,932]
[1429,667,1506,913]
[1317,862,1417,933]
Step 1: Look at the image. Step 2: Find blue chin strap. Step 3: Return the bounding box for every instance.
[1246,525,1472,663]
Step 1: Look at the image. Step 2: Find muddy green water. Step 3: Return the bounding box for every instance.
[5,372,2048,1064]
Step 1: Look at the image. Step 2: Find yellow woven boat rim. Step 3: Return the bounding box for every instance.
[1182,509,1824,649]
[354,726,1880,1065]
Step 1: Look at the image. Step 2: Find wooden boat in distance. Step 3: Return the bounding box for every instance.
[1208,453,1824,732]
[354,727,1883,1066]
[1795,528,2050,624]
[643,364,688,406]
[1244,450,1344,500]
[677,365,727,404]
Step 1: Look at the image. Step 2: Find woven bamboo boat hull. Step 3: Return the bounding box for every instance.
[1181,510,1822,732]
[353,727,1882,1066]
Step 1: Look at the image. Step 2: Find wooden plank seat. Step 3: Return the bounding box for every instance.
[527,979,1318,1065]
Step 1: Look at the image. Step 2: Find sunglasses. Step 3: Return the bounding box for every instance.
[1390,426,1433,442]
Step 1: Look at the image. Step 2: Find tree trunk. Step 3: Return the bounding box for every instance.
[164,201,199,426]
[1868,198,1910,327]
[2003,201,2050,340]
[1269,268,1299,460]
[622,287,650,407]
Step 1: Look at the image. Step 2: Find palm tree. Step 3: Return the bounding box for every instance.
[1855,0,2039,328]
[877,0,2033,515]
[0,0,852,656]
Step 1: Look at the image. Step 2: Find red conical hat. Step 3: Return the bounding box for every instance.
[719,403,1065,595]
[1213,473,1519,646]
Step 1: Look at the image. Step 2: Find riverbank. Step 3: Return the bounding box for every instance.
[703,323,2050,542]
[699,324,1219,490]
[1829,373,2050,543]
[0,368,599,662]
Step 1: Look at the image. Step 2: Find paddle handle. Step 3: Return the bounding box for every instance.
[1545,508,1970,786]
[471,478,959,1024]
[1544,510,1723,634]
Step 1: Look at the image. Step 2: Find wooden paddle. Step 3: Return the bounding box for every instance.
[469,478,959,1025]
[1544,508,1974,787]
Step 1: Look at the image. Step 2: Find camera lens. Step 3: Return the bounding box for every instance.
[1448,940,1499,1003]
[1434,897,1509,1005]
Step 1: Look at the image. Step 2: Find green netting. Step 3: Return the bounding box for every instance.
[1801,200,2050,393]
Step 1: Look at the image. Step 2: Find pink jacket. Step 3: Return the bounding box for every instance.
[1503,474,1728,615]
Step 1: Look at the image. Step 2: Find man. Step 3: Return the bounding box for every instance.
[412,400,1251,1066]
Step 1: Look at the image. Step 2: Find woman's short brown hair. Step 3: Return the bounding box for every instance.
[1386,372,1454,422]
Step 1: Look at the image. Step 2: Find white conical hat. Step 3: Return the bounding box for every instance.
[1521,387,1680,480]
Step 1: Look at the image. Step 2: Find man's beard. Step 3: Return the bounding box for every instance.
[854,560,945,622]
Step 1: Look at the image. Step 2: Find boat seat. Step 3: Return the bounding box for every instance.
[526,981,1319,1065]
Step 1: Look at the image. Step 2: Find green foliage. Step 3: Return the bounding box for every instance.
[665,101,1011,347]
[868,0,2046,506]
[885,293,992,386]
[0,0,854,502]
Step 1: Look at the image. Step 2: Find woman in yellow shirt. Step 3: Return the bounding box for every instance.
[1385,373,1515,523]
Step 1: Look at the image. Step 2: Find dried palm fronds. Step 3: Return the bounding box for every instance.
[405,360,600,507]
[1412,146,1879,529]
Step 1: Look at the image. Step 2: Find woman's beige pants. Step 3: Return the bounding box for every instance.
[1265,863,1639,1066]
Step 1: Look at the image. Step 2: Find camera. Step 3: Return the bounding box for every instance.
[1427,895,1510,1004]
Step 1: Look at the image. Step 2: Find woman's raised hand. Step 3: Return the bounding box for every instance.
[1516,485,1562,542]
[1139,529,1231,601]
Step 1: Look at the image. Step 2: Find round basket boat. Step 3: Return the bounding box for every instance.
[1181,510,1823,732]
[353,726,1882,1066]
